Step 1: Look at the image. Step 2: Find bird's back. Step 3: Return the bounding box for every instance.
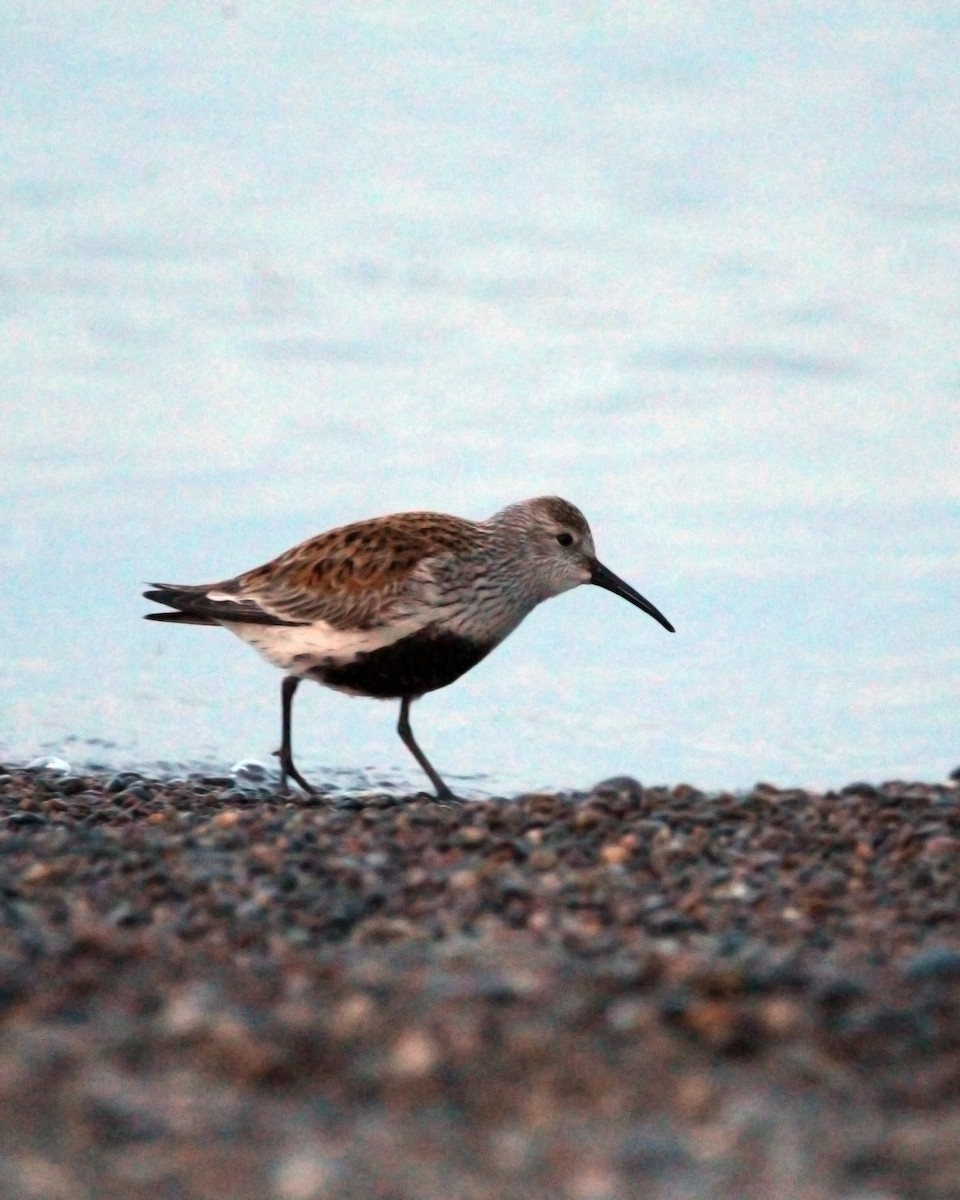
[236,511,484,626]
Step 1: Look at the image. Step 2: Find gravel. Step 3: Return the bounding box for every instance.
[1,765,959,1199]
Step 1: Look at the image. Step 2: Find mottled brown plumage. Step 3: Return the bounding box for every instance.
[235,513,492,628]
[144,496,673,800]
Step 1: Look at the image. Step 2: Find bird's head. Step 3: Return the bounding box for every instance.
[493,496,674,632]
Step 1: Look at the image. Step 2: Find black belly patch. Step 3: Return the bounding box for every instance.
[311,629,496,698]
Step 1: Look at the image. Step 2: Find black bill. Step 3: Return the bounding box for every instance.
[590,560,675,633]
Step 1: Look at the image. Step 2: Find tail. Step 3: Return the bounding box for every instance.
[144,584,221,626]
[145,610,218,626]
[143,582,302,627]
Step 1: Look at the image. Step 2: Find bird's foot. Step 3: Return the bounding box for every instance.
[272,747,318,796]
[433,786,464,807]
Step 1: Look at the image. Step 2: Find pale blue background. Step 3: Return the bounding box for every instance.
[2,3,958,793]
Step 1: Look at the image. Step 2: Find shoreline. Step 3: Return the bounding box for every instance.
[2,765,959,1198]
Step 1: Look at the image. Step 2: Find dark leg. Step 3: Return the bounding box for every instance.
[397,696,460,802]
[274,675,317,795]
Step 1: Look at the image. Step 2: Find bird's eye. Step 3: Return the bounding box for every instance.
[556,531,574,548]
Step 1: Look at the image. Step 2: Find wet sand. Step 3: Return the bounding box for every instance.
[1,764,959,1199]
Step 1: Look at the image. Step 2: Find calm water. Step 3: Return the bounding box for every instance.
[2,3,958,794]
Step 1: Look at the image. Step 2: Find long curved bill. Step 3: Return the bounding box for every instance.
[590,560,675,633]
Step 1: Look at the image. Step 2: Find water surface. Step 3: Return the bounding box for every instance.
[2,4,958,793]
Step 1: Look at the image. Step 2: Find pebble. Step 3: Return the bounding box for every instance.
[231,758,274,782]
[904,947,960,982]
[0,766,957,1196]
[26,756,72,772]
[388,1029,438,1079]
[273,1151,338,1200]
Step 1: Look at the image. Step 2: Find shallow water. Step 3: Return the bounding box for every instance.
[2,3,959,793]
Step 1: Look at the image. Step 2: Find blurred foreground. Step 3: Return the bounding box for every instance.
[1,766,959,1199]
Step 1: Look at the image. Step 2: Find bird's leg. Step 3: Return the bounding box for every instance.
[397,696,461,803]
[273,675,317,795]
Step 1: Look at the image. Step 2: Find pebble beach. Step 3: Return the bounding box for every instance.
[2,765,960,1199]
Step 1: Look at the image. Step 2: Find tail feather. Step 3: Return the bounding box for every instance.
[144,610,218,626]
[142,582,304,627]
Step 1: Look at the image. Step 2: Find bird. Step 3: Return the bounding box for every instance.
[143,496,674,801]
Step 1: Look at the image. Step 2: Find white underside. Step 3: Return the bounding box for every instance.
[222,616,427,675]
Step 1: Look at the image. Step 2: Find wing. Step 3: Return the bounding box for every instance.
[235,511,479,628]
[144,511,481,632]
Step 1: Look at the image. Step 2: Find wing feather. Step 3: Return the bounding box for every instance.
[230,512,479,627]
[143,584,304,626]
[144,512,484,631]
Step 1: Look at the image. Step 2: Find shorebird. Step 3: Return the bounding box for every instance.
[143,496,673,800]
